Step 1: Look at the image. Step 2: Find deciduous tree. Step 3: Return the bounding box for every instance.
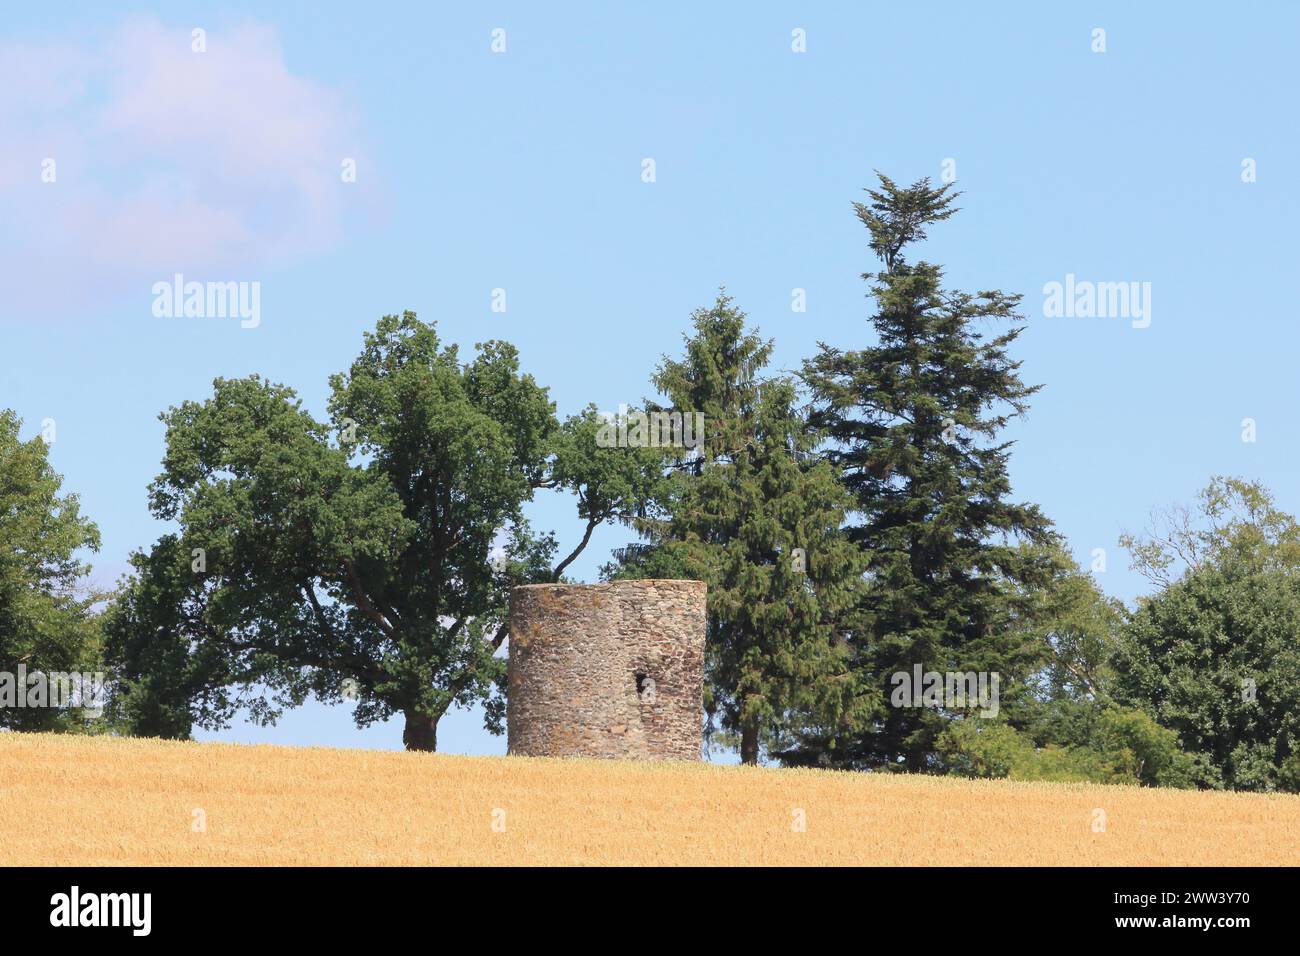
[107,313,643,750]
[0,410,103,732]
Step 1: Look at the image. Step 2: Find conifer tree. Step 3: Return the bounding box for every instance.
[793,176,1058,770]
[612,294,865,764]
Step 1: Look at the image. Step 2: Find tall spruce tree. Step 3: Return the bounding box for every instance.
[611,294,865,764]
[792,175,1058,770]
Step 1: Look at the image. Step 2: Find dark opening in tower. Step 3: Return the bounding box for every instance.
[635,672,655,701]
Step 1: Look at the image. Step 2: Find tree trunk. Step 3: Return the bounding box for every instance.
[740,723,759,765]
[403,711,438,752]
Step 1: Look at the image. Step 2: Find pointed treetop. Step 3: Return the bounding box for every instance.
[854,172,959,273]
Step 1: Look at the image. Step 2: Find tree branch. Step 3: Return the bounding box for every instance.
[552,515,600,581]
[343,559,397,639]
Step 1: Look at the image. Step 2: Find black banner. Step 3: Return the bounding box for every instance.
[1,866,1281,940]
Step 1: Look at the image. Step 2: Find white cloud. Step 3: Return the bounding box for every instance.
[0,17,373,317]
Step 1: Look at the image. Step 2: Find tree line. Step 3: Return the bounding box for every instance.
[4,174,1298,791]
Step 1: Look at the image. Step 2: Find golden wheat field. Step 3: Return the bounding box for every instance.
[2,732,1298,866]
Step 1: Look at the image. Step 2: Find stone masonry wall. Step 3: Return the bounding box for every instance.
[507,580,706,760]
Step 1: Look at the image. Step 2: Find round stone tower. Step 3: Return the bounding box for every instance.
[507,579,706,760]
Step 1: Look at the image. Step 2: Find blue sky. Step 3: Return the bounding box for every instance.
[3,2,1297,755]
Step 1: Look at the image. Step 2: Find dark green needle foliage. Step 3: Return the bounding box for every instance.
[790,175,1059,770]
[610,294,865,764]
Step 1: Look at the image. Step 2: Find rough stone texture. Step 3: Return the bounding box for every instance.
[507,580,706,761]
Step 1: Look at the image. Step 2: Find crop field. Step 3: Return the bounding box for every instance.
[2,732,1298,866]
